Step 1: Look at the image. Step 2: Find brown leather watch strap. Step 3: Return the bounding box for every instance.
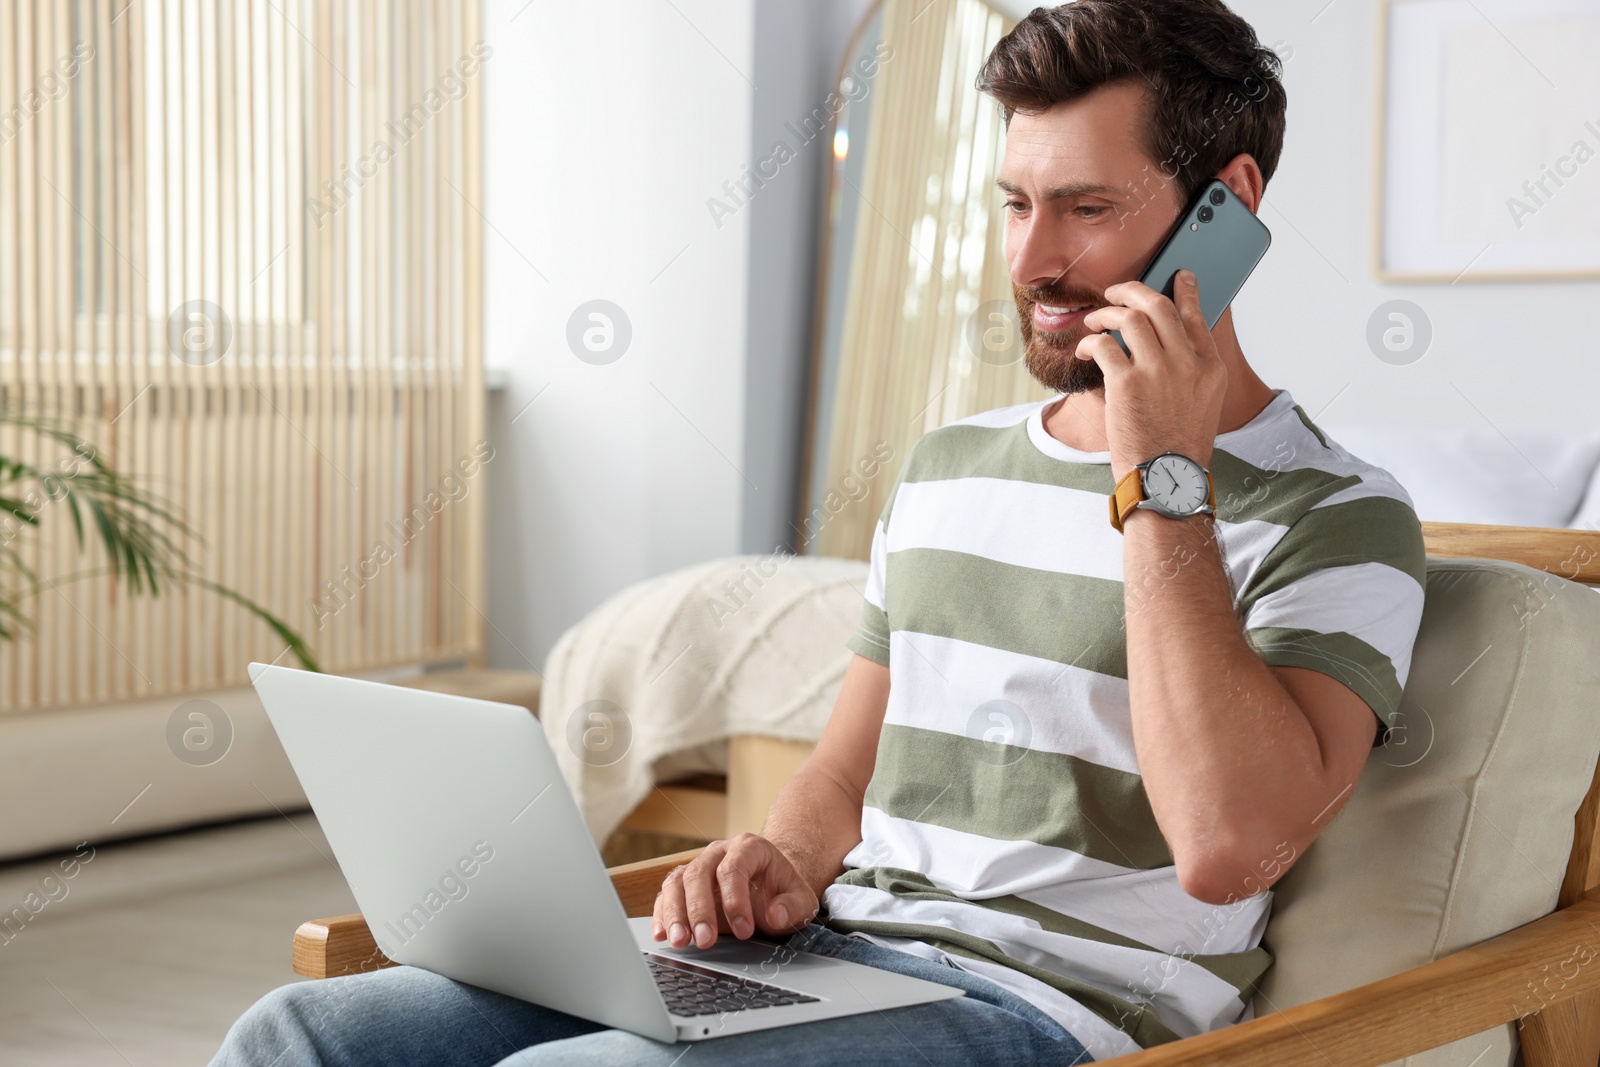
[1109,467,1144,533]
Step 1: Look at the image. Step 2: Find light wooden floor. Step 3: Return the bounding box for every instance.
[0,812,356,1067]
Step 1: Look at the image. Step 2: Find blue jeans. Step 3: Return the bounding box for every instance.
[212,922,1095,1065]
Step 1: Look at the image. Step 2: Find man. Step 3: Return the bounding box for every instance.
[214,1,1425,1063]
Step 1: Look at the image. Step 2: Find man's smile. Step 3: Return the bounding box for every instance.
[1032,303,1095,332]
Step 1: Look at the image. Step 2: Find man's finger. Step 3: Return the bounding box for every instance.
[764,888,819,934]
[716,834,765,940]
[1111,279,1189,354]
[1083,305,1158,360]
[678,844,727,949]
[1171,269,1214,359]
[1075,331,1132,380]
[654,867,689,945]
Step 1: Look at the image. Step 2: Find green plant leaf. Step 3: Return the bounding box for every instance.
[182,578,321,673]
[0,407,318,676]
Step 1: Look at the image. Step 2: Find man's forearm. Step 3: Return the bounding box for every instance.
[1121,507,1325,897]
[759,766,865,911]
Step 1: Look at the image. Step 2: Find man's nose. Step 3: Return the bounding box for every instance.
[1009,213,1078,291]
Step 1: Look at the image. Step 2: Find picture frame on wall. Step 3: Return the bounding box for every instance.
[1375,0,1600,282]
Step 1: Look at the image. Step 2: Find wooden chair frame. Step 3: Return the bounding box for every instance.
[292,521,1600,1066]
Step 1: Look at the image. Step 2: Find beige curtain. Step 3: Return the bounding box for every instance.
[805,0,1050,562]
[0,0,485,712]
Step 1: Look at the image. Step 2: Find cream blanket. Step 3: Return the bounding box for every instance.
[539,553,870,843]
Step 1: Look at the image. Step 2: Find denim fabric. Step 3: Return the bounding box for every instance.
[211,922,1096,1065]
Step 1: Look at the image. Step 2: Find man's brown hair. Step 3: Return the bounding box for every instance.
[975,0,1288,206]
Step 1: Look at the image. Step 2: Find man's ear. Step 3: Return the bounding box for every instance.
[1215,154,1265,213]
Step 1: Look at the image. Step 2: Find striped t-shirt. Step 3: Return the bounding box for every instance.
[822,387,1427,1061]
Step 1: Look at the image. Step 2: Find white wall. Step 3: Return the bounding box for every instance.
[482,0,752,674]
[1218,0,1599,437]
[481,0,872,674]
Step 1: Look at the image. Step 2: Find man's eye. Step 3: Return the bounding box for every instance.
[1076,205,1108,219]
[1005,200,1027,214]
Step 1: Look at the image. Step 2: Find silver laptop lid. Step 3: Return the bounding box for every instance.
[249,663,676,1042]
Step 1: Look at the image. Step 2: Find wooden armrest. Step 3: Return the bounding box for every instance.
[291,914,400,980]
[292,848,707,979]
[1094,886,1600,1066]
[1421,521,1600,586]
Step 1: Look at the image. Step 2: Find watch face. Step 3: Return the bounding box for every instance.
[1142,454,1209,515]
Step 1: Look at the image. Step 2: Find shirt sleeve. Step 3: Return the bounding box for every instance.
[1235,489,1428,748]
[844,504,892,666]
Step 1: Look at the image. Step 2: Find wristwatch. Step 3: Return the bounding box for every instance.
[1108,451,1216,532]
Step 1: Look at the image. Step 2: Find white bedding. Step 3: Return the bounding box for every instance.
[539,553,870,843]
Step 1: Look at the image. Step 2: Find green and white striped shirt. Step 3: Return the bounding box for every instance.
[822,388,1427,1060]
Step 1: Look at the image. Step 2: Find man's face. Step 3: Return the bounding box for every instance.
[997,78,1188,395]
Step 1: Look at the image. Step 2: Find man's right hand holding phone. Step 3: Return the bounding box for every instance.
[651,833,821,950]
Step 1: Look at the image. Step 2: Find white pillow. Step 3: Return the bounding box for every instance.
[1323,425,1600,528]
[1569,459,1600,532]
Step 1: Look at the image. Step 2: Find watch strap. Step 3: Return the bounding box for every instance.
[1109,467,1144,533]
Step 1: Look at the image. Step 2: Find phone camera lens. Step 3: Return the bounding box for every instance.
[1197,205,1214,223]
[1209,188,1225,205]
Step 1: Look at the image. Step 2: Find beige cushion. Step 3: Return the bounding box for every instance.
[1253,558,1600,1067]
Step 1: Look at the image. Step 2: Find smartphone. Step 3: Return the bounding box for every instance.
[1105,178,1272,355]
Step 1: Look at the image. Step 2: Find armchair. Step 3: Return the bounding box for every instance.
[291,521,1600,1067]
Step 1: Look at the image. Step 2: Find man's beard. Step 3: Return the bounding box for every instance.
[1014,281,1106,395]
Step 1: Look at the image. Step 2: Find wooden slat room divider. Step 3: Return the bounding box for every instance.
[0,0,487,712]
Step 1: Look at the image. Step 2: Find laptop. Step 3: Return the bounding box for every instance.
[249,663,962,1042]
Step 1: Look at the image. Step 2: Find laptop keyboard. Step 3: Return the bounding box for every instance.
[645,953,820,1017]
